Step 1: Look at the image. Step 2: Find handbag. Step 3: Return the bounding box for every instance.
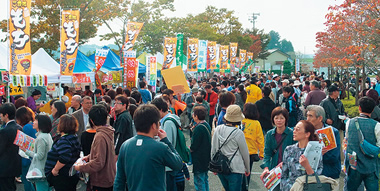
[26,138,49,182]
[354,120,380,158]
[303,174,332,191]
[209,128,238,174]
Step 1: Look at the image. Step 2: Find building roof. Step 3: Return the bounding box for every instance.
[267,49,291,59]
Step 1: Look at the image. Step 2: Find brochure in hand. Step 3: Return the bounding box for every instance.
[316,126,337,152]
[261,164,282,191]
[13,130,35,152]
[304,141,323,172]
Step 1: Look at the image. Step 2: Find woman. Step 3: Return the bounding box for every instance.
[23,115,53,191]
[280,120,323,191]
[45,114,81,191]
[49,101,67,141]
[16,106,37,191]
[241,103,264,191]
[260,107,296,191]
[217,91,236,126]
[235,84,247,110]
[27,89,44,113]
[211,105,250,191]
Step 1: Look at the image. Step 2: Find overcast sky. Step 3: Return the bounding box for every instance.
[0,0,343,55]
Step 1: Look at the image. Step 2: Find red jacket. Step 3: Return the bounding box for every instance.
[205,91,218,115]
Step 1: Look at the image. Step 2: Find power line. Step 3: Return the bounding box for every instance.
[248,13,260,30]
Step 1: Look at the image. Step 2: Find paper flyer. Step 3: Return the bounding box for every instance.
[316,126,337,151]
[261,164,282,191]
[13,130,35,152]
[304,141,323,172]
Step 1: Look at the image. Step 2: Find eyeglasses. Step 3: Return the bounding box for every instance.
[115,102,124,105]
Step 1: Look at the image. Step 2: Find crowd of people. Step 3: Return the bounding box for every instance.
[0,71,380,191]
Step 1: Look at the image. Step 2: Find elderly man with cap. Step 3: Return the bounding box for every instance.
[246,78,262,104]
[186,87,199,124]
[211,104,250,191]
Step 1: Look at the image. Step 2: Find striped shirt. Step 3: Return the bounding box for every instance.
[45,134,81,176]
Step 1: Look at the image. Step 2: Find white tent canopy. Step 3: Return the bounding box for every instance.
[0,42,8,70]
[31,48,60,83]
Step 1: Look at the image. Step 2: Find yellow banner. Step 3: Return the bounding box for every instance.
[60,10,80,76]
[187,38,199,72]
[247,52,254,61]
[207,41,217,70]
[230,43,238,68]
[123,22,144,51]
[239,49,247,68]
[9,84,24,95]
[163,37,177,70]
[9,0,32,75]
[219,45,229,70]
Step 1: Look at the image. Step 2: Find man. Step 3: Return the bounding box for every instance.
[139,81,152,104]
[191,106,211,191]
[373,75,380,95]
[345,97,380,191]
[94,89,102,103]
[304,81,326,107]
[67,95,82,114]
[131,90,142,106]
[72,96,93,140]
[204,84,218,122]
[210,81,219,93]
[75,105,116,191]
[255,86,276,135]
[151,97,181,191]
[0,103,22,190]
[114,105,183,191]
[113,95,134,156]
[320,85,345,131]
[246,78,262,104]
[186,87,198,123]
[306,105,341,181]
[220,81,228,91]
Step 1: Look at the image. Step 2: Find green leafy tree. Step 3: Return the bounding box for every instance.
[279,39,294,53]
[283,60,293,75]
[267,30,281,49]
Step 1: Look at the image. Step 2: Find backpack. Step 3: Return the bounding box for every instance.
[292,93,304,121]
[209,128,238,175]
[163,117,190,163]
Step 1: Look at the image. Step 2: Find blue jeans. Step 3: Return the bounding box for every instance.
[347,169,378,191]
[217,173,243,191]
[194,172,209,191]
[22,163,35,191]
[35,180,51,191]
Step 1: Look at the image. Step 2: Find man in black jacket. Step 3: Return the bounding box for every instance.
[255,86,276,135]
[0,103,22,191]
[113,95,134,157]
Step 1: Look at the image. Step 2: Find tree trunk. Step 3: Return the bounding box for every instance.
[355,67,360,106]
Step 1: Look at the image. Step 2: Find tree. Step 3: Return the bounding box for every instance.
[279,39,294,53]
[267,30,280,49]
[0,0,127,55]
[283,60,293,75]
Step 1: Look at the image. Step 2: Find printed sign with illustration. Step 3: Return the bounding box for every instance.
[163,37,177,69]
[316,126,337,152]
[219,45,229,70]
[14,130,35,152]
[9,0,32,75]
[95,49,109,71]
[60,10,80,75]
[187,38,199,72]
[72,73,91,83]
[229,43,238,69]
[123,22,144,51]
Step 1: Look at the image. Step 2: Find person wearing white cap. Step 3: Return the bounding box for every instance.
[211,105,250,191]
[292,80,302,98]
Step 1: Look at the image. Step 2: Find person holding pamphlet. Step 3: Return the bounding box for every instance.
[0,103,22,191]
[280,120,323,191]
[306,105,341,181]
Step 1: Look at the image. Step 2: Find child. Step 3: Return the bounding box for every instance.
[175,162,190,191]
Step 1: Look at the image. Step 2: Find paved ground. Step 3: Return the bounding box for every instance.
[16,128,345,190]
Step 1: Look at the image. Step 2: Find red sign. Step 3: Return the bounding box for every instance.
[73,73,91,83]
[95,49,109,71]
[123,57,138,89]
[0,85,4,96]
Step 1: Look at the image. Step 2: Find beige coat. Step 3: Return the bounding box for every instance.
[290,175,339,191]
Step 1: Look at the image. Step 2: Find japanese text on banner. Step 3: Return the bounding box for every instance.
[123,51,138,89]
[219,45,229,70]
[198,40,207,72]
[147,56,157,93]
[9,0,32,75]
[163,37,177,69]
[60,10,80,76]
[207,41,217,70]
[230,42,238,69]
[187,38,199,72]
[95,49,109,71]
[123,22,144,51]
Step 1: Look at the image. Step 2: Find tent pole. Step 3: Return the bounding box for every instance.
[59,82,62,100]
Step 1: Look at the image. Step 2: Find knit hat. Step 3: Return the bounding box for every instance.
[191,87,199,93]
[224,105,245,122]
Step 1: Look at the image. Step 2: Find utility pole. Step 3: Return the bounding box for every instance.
[248,13,260,30]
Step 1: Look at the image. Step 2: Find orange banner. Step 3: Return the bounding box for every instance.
[9,0,32,75]
[219,45,229,70]
[123,51,138,89]
[72,73,91,83]
[239,49,247,68]
[123,22,144,51]
[163,37,177,69]
[207,41,217,70]
[187,38,199,72]
[230,43,238,69]
[60,10,80,75]
[95,49,109,71]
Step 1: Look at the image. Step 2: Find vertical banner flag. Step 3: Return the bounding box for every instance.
[198,40,207,72]
[219,45,229,70]
[95,49,109,71]
[239,49,247,69]
[187,38,199,72]
[163,37,177,70]
[123,22,144,51]
[247,52,254,61]
[9,0,32,75]
[296,59,300,73]
[207,41,217,70]
[147,56,157,93]
[60,10,80,75]
[229,43,238,69]
[123,51,138,89]
[176,34,184,67]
